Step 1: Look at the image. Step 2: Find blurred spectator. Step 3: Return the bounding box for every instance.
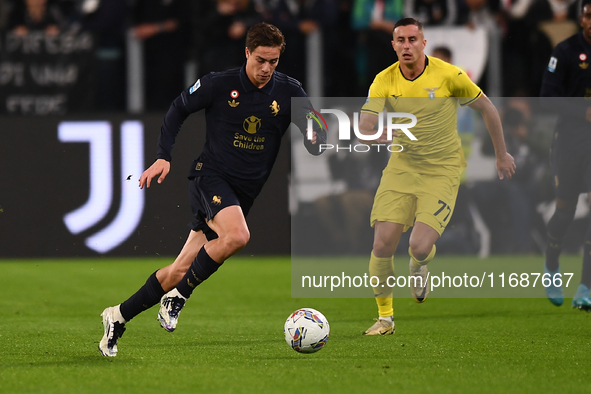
[523,0,578,95]
[328,0,359,96]
[132,0,191,111]
[471,101,550,253]
[79,0,129,111]
[313,147,389,254]
[431,45,480,254]
[404,0,458,25]
[263,0,337,91]
[525,0,577,22]
[457,0,500,30]
[351,0,402,92]
[8,0,68,35]
[432,45,452,61]
[501,0,535,95]
[197,0,262,77]
[0,0,10,31]
[456,0,502,93]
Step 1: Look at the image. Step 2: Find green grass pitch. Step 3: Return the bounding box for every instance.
[1,255,590,393]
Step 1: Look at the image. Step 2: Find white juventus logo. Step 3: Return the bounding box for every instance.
[58,121,145,253]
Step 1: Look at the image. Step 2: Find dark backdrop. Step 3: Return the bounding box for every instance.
[0,112,290,257]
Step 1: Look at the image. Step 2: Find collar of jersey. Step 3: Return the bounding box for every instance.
[399,55,429,81]
[240,64,275,95]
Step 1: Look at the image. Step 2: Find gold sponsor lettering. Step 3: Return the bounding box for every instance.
[235,132,252,141]
[234,132,265,150]
[233,140,265,150]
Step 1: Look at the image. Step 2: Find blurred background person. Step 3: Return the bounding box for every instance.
[197,0,262,77]
[471,102,550,254]
[263,0,337,92]
[313,139,389,254]
[351,0,402,94]
[78,0,129,111]
[404,0,458,26]
[0,0,11,31]
[430,45,480,254]
[132,0,192,111]
[7,0,67,35]
[500,0,535,96]
[522,0,578,95]
[457,0,500,30]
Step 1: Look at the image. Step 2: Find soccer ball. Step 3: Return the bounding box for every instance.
[284,308,330,353]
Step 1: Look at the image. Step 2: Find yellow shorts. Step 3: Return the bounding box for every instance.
[370,169,460,235]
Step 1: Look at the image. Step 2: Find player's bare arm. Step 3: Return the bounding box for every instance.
[139,158,171,189]
[357,112,398,145]
[468,94,516,180]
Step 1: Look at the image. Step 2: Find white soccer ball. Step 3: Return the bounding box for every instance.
[284,308,330,353]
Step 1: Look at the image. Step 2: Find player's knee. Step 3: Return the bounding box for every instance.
[223,228,250,253]
[373,238,395,257]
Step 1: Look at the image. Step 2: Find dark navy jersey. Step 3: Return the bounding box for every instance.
[540,32,591,150]
[156,65,324,199]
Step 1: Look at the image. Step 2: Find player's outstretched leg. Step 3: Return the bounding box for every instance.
[543,262,563,306]
[572,284,591,312]
[158,289,187,332]
[158,245,224,332]
[408,223,438,303]
[99,306,126,357]
[98,270,166,356]
[409,245,435,303]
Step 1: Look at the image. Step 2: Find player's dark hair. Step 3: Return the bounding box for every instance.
[393,18,424,34]
[432,46,452,61]
[582,0,591,13]
[246,22,286,53]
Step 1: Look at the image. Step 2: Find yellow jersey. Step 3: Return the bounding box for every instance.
[361,56,482,176]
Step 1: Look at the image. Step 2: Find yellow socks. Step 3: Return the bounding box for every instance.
[369,252,395,317]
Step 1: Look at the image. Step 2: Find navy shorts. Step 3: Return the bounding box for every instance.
[188,176,254,240]
[551,146,591,200]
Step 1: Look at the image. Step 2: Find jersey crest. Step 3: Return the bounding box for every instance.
[423,87,440,99]
[548,56,557,73]
[270,100,280,116]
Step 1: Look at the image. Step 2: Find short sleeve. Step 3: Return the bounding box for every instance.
[361,75,388,114]
[452,67,483,106]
